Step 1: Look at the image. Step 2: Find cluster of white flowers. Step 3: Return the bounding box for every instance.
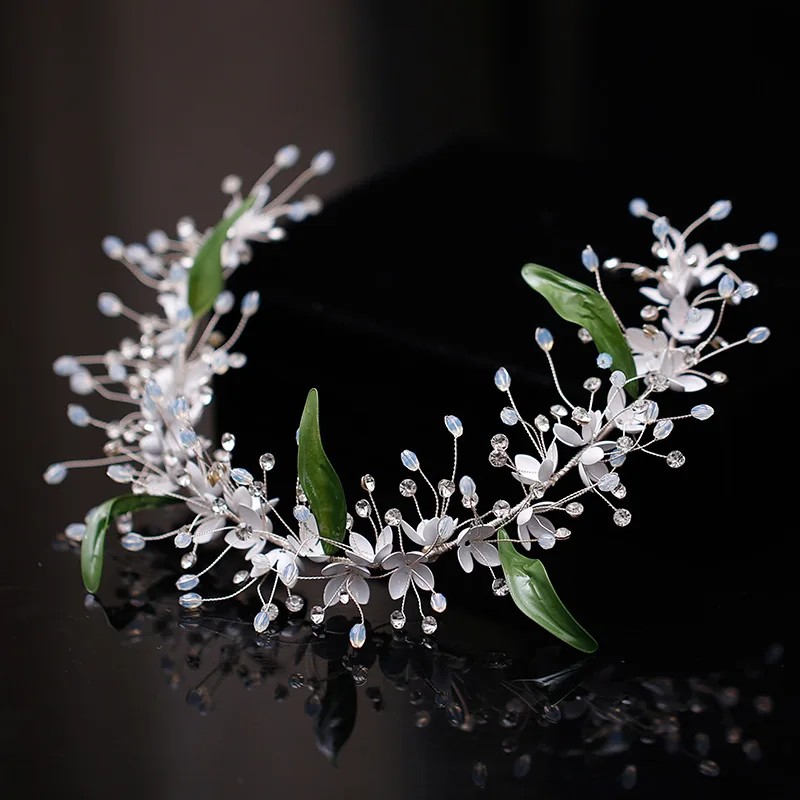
[47,181,774,651]
[44,145,333,491]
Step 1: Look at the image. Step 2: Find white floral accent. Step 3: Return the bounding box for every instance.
[456,525,501,572]
[401,516,456,549]
[321,562,370,606]
[382,552,435,600]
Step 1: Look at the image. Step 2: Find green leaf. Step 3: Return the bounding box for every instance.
[81,494,181,593]
[187,195,255,318]
[297,389,347,556]
[497,529,598,653]
[521,263,639,397]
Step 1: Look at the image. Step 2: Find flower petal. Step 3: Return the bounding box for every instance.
[324,575,346,606]
[580,445,605,465]
[349,576,370,605]
[472,542,501,568]
[539,458,554,482]
[514,454,542,483]
[349,531,375,563]
[671,374,708,392]
[639,286,671,306]
[553,424,583,447]
[381,551,407,570]
[388,568,410,599]
[193,516,225,544]
[457,544,474,573]
[411,564,435,592]
[546,440,559,471]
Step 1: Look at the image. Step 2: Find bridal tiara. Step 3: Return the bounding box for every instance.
[45,145,775,653]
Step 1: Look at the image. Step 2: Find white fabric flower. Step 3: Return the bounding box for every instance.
[660,295,713,342]
[626,326,707,392]
[640,241,726,304]
[400,516,456,549]
[513,440,558,485]
[221,186,276,269]
[456,525,501,572]
[381,551,435,600]
[286,513,328,563]
[347,528,393,567]
[321,562,370,606]
[551,412,607,470]
[516,503,556,550]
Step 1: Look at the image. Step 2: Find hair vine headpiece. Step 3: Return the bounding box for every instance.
[45,149,775,654]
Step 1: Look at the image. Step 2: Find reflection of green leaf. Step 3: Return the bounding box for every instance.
[521,263,638,397]
[297,389,347,556]
[187,196,255,318]
[314,662,357,765]
[498,529,597,653]
[81,494,181,593]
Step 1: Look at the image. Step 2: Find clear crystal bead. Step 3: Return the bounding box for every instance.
[645,371,670,392]
[640,305,659,321]
[501,407,519,425]
[390,610,406,629]
[493,500,510,517]
[709,371,728,384]
[613,509,632,527]
[431,592,447,613]
[598,473,620,492]
[653,419,674,439]
[361,474,376,492]
[444,415,463,437]
[265,603,279,621]
[616,435,634,451]
[414,710,431,727]
[421,615,438,634]
[384,508,402,526]
[565,502,584,517]
[349,623,367,648]
[691,404,714,420]
[232,570,248,584]
[121,533,145,551]
[399,449,420,471]
[738,281,758,299]
[286,595,304,612]
[577,327,593,343]
[550,404,568,418]
[399,479,417,497]
[698,760,720,777]
[529,482,545,499]
[583,377,601,392]
[494,367,511,392]
[513,754,532,779]
[65,523,86,542]
[555,527,571,540]
[538,532,556,549]
[666,450,685,468]
[107,463,136,483]
[355,499,371,517]
[535,327,554,351]
[438,479,455,498]
[259,453,275,471]
[310,605,325,624]
[462,494,479,509]
[571,406,591,425]
[178,592,202,609]
[491,433,509,451]
[180,553,196,569]
[534,414,550,432]
[175,529,192,549]
[612,483,627,499]
[620,765,638,790]
[472,762,488,789]
[492,578,510,596]
[211,499,228,515]
[596,353,613,369]
[489,450,507,467]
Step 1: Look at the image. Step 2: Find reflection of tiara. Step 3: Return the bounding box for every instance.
[45,150,775,654]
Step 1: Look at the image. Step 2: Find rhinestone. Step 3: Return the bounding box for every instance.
[709,371,728,384]
[265,603,279,621]
[491,433,509,451]
[361,474,376,492]
[565,502,584,517]
[437,479,455,498]
[259,453,275,471]
[349,623,367,648]
[571,406,591,425]
[577,327,593,343]
[612,483,627,499]
[698,760,720,777]
[501,407,519,425]
[338,591,349,604]
[640,305,659,321]
[232,570,248,584]
[176,471,192,487]
[179,592,203,609]
[550,404,568,418]
[431,592,447,613]
[355,499,371,517]
[666,450,685,468]
[345,513,354,530]
[176,574,199,591]
[390,610,406,629]
[653,419,673,439]
[221,432,235,452]
[309,605,325,624]
[529,482,545,499]
[493,500,510,517]
[489,450,507,467]
[596,353,613,369]
[253,612,270,633]
[421,615,438,634]
[180,552,196,569]
[613,509,632,527]
[645,371,670,391]
[461,494,479,509]
[555,527,571,540]
[288,673,305,689]
[399,479,417,497]
[286,595,305,612]
[121,533,145,551]
[494,367,511,392]
[492,578,510,596]
[535,327,554,351]
[534,414,550,432]
[384,508,402,526]
[616,435,634,451]
[400,449,419,471]
[583,377,601,392]
[680,346,700,367]
[444,415,463,437]
[691,404,714,420]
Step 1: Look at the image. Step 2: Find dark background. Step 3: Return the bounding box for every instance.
[3,2,798,798]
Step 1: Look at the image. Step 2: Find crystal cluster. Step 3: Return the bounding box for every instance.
[47,185,774,650]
